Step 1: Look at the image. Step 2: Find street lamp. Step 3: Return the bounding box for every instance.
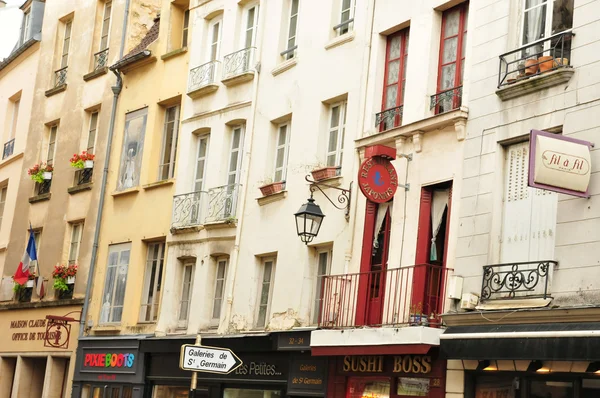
[294,196,325,244]
[294,175,352,244]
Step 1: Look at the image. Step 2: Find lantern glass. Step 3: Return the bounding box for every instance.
[294,198,325,244]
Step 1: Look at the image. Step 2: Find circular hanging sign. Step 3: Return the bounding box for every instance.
[358,157,398,203]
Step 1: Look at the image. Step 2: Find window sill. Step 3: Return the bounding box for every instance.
[324,31,355,51]
[204,219,237,230]
[68,182,93,195]
[272,58,297,77]
[257,190,287,206]
[170,224,204,235]
[92,325,122,333]
[314,175,343,187]
[29,192,51,203]
[45,84,67,97]
[111,186,140,197]
[83,67,108,82]
[188,83,219,99]
[161,46,188,61]
[143,179,175,191]
[221,71,255,87]
[496,67,575,101]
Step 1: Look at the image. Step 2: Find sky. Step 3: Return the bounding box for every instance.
[0,0,25,60]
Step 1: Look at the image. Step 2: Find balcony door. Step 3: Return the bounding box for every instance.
[356,201,392,326]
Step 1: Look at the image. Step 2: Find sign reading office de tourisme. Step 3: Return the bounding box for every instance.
[179,344,243,374]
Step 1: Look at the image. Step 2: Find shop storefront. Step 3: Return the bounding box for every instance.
[72,337,147,398]
[324,352,446,398]
[141,331,327,398]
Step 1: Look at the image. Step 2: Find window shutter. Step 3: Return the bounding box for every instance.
[415,188,433,265]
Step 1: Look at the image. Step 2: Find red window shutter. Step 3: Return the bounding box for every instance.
[413,188,433,307]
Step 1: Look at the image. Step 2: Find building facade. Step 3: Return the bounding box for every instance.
[439,0,600,398]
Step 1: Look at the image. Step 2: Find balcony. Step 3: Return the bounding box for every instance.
[94,49,109,70]
[430,86,462,115]
[317,264,451,329]
[496,31,574,101]
[45,67,68,97]
[187,60,219,98]
[221,47,256,86]
[171,184,240,230]
[481,260,558,303]
[375,105,403,132]
[2,139,14,160]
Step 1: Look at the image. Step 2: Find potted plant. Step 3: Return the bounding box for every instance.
[27,163,54,183]
[311,165,340,181]
[409,302,427,326]
[70,151,95,169]
[525,58,539,75]
[538,55,555,73]
[52,264,77,299]
[258,178,285,196]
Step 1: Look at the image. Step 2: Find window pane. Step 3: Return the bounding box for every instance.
[263,262,272,282]
[326,154,336,167]
[330,106,340,128]
[444,9,460,37]
[387,60,400,85]
[389,35,401,59]
[385,86,398,109]
[442,37,458,63]
[552,0,573,34]
[275,147,285,169]
[328,129,338,153]
[288,15,297,40]
[278,125,288,145]
[440,64,456,90]
[118,108,148,190]
[526,0,546,8]
[523,5,547,45]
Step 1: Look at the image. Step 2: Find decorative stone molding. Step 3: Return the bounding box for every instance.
[495,68,575,101]
[412,132,424,153]
[395,137,407,157]
[455,119,466,141]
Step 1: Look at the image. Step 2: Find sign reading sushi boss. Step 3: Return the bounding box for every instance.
[341,355,432,374]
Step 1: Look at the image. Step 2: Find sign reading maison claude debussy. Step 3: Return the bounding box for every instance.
[529,129,594,198]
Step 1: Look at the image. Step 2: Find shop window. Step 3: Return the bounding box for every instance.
[140,241,165,322]
[223,388,281,398]
[152,385,189,397]
[501,141,557,263]
[347,378,390,398]
[100,243,131,324]
[530,380,573,398]
[475,375,516,398]
[117,108,148,191]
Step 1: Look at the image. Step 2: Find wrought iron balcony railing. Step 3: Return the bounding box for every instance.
[188,60,219,92]
[37,179,51,195]
[317,264,451,329]
[76,168,93,185]
[481,260,558,301]
[172,184,241,229]
[375,105,403,132]
[2,139,14,160]
[498,31,573,88]
[333,18,354,35]
[54,66,68,87]
[94,49,109,71]
[222,47,255,80]
[430,86,462,115]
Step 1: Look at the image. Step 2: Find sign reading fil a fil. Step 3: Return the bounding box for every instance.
[180,344,242,374]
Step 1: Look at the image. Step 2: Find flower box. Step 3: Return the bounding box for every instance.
[259,181,285,196]
[67,276,75,284]
[84,160,94,169]
[311,166,339,181]
[28,163,53,183]
[43,172,52,180]
[70,151,95,169]
[26,280,34,288]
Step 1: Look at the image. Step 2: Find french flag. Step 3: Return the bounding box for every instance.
[13,229,44,298]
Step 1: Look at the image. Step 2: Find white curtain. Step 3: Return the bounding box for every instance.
[373,202,392,249]
[524,3,546,57]
[430,189,449,261]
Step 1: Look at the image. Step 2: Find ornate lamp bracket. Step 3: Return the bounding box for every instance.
[305,175,352,220]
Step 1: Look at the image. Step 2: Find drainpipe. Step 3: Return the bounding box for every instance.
[221,4,267,334]
[79,0,131,337]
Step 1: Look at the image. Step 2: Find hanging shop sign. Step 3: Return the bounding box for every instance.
[529,129,594,198]
[358,156,399,203]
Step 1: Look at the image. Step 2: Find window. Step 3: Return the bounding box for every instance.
[159,105,180,181]
[140,242,165,322]
[312,249,332,324]
[283,0,299,59]
[87,111,99,154]
[212,258,227,320]
[273,123,291,182]
[256,258,275,328]
[209,19,222,61]
[100,243,130,324]
[118,108,148,191]
[182,9,190,47]
[501,141,557,263]
[326,102,346,168]
[32,229,41,254]
[20,9,31,45]
[435,4,468,114]
[244,5,259,48]
[47,125,58,166]
[337,0,355,35]
[61,21,73,69]
[0,186,7,228]
[521,0,573,57]
[194,136,209,192]
[178,261,194,327]
[99,2,112,51]
[228,126,244,186]
[68,223,83,265]
[380,29,409,131]
[9,98,20,141]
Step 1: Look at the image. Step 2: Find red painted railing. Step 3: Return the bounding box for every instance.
[318,264,452,329]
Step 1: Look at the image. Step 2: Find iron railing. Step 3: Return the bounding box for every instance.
[222,47,255,80]
[318,264,451,329]
[188,60,219,92]
[76,168,93,185]
[172,184,240,229]
[375,105,403,132]
[2,139,14,160]
[498,31,573,88]
[481,260,557,301]
[333,18,354,35]
[37,179,51,195]
[430,86,462,115]
[94,48,109,71]
[280,45,297,60]
[54,66,68,87]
